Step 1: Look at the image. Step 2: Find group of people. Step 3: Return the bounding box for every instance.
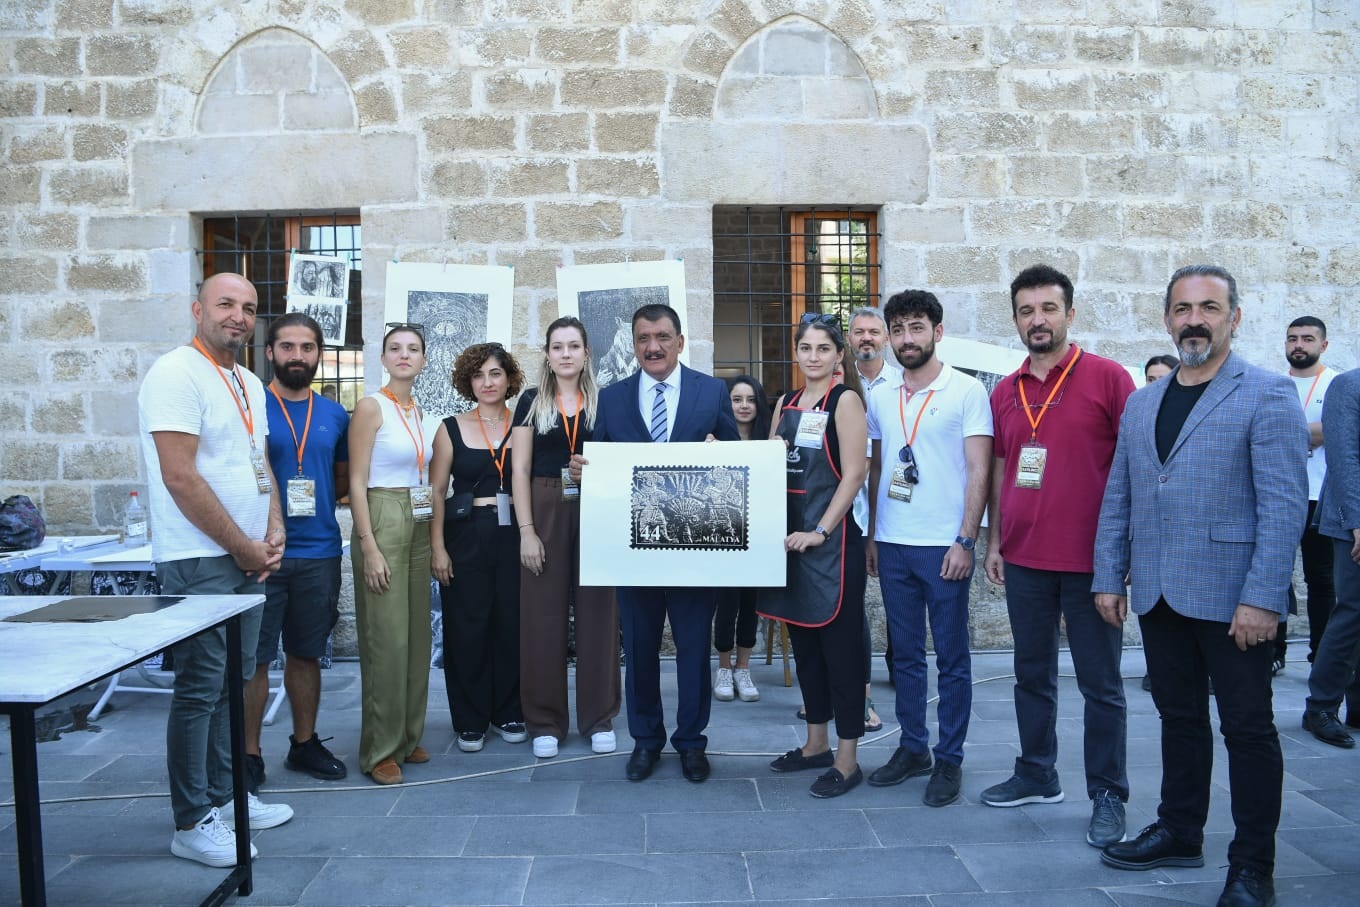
[136,262,1360,907]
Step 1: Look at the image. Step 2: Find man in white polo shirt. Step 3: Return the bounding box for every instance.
[864,290,993,807]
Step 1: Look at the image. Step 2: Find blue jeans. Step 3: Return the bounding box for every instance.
[877,543,973,766]
[157,556,262,829]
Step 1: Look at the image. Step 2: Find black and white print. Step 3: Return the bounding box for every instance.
[405,290,487,417]
[289,255,348,300]
[630,465,749,551]
[287,299,347,346]
[578,284,670,387]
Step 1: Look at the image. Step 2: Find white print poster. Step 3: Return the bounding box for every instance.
[579,440,787,588]
[383,262,514,419]
[556,260,690,387]
[286,299,347,346]
[936,337,1027,396]
[287,252,352,346]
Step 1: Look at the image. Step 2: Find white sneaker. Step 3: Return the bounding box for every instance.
[713,667,735,701]
[533,735,558,758]
[591,730,617,754]
[733,668,760,702]
[170,807,259,867]
[220,792,294,830]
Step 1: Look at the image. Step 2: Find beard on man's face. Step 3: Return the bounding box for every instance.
[275,360,318,391]
[1288,349,1320,370]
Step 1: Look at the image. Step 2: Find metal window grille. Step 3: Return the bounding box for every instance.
[198,213,364,411]
[712,206,881,398]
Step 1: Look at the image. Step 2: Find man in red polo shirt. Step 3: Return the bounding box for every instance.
[981,264,1136,848]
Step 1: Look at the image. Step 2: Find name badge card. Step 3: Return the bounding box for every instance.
[795,411,829,449]
[888,463,915,502]
[250,450,273,495]
[286,477,316,517]
[1015,444,1048,489]
[410,485,434,523]
[561,467,580,500]
[496,492,512,527]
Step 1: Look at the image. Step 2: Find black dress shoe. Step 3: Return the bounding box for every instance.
[1217,865,1276,907]
[1101,822,1204,870]
[922,760,961,807]
[769,747,834,773]
[680,749,710,783]
[1302,709,1356,748]
[625,748,661,781]
[867,746,932,786]
[810,765,862,798]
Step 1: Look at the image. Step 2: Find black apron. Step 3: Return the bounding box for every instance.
[757,387,848,628]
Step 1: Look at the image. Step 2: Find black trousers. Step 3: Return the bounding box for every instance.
[713,587,759,653]
[1301,500,1337,661]
[1140,599,1281,875]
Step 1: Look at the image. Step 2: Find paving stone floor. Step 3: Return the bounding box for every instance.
[2,649,1357,906]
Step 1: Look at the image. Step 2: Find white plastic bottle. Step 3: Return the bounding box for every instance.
[123,490,148,546]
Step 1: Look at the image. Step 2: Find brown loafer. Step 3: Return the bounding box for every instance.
[369,758,402,785]
[404,746,430,764]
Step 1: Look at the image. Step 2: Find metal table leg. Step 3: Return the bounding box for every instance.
[7,703,46,907]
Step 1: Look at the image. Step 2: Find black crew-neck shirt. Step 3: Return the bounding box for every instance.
[1155,378,1210,463]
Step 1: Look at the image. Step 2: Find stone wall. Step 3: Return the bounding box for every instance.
[2,1,1356,649]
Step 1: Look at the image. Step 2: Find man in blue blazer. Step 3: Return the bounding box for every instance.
[1092,265,1308,907]
[582,303,739,782]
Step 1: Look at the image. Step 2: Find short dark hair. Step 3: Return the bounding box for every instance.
[1288,315,1327,339]
[883,290,943,329]
[1164,264,1238,314]
[632,303,682,335]
[451,343,524,400]
[1010,264,1073,313]
[267,312,324,349]
[1144,354,1178,373]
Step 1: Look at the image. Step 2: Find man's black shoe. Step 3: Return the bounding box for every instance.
[1101,822,1204,870]
[769,747,834,773]
[809,765,862,798]
[245,753,265,793]
[867,746,932,786]
[286,734,348,780]
[922,760,961,807]
[1302,709,1355,748]
[1216,865,1276,907]
[680,749,710,783]
[625,748,661,781]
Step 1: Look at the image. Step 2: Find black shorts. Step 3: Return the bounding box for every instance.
[257,556,341,665]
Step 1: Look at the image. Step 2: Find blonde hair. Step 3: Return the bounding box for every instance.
[527,316,599,434]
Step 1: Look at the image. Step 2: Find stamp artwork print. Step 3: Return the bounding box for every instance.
[630,466,749,551]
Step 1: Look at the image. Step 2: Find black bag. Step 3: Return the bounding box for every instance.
[0,494,46,551]
[447,491,475,522]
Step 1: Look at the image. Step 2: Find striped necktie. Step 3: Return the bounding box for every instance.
[650,382,668,442]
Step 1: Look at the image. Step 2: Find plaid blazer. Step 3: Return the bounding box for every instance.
[1093,351,1309,622]
[1318,367,1360,543]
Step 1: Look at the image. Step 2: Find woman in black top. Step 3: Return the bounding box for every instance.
[428,343,527,753]
[511,316,621,759]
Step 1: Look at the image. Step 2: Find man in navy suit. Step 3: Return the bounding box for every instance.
[577,303,739,782]
[1093,265,1308,907]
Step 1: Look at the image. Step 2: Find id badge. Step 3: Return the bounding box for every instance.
[561,466,580,500]
[409,485,434,523]
[794,411,828,449]
[1015,444,1048,489]
[496,492,512,527]
[250,449,273,494]
[286,476,317,517]
[888,463,915,502]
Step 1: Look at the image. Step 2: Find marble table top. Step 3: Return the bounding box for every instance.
[0,594,263,704]
[0,536,119,574]
[39,541,153,573]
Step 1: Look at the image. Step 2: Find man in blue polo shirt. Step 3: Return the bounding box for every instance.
[244,312,351,787]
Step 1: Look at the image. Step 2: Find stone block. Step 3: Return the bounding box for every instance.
[887,207,966,244]
[1285,246,1323,284]
[1179,156,1249,197]
[1165,72,1239,112]
[1242,75,1330,111]
[0,80,39,117]
[1138,28,1211,67]
[117,0,195,26]
[488,159,570,196]
[669,76,715,118]
[0,166,41,205]
[458,28,531,67]
[969,200,1053,241]
[55,0,112,30]
[86,34,158,76]
[933,155,1007,197]
[901,27,986,63]
[239,42,315,93]
[594,112,659,153]
[67,256,148,294]
[577,158,659,197]
[1208,202,1288,241]
[527,113,589,152]
[8,126,65,163]
[991,25,1066,64]
[1008,247,1082,282]
[0,350,41,386]
[30,392,87,434]
[1093,72,1166,109]
[1086,153,1179,195]
[1054,201,1120,242]
[1072,28,1134,63]
[1011,70,1090,110]
[72,124,129,161]
[570,0,634,23]
[428,160,488,197]
[574,247,664,266]
[725,38,760,76]
[500,249,561,289]
[3,442,59,481]
[0,255,58,294]
[626,201,710,244]
[924,246,1001,285]
[41,484,94,531]
[105,79,159,119]
[363,207,444,246]
[282,90,356,130]
[401,72,474,113]
[0,398,26,434]
[483,69,558,109]
[356,80,398,125]
[22,300,95,341]
[196,93,281,134]
[1125,203,1204,239]
[96,299,190,344]
[622,24,692,69]
[424,115,517,152]
[147,250,191,296]
[389,26,453,69]
[683,29,735,78]
[1279,31,1358,70]
[1045,113,1137,153]
[536,27,619,65]
[1211,29,1278,68]
[562,69,668,108]
[1250,157,1352,201]
[63,441,139,481]
[1293,204,1360,245]
[344,0,415,26]
[445,204,528,243]
[934,112,1041,152]
[328,30,388,83]
[44,80,100,116]
[802,79,878,120]
[763,24,829,77]
[1284,115,1332,158]
[534,202,625,243]
[708,0,762,43]
[15,37,81,76]
[16,213,79,249]
[49,347,139,383]
[1083,246,1168,284]
[1010,155,1084,197]
[715,76,805,120]
[924,69,999,107]
[1142,113,1235,153]
[1326,248,1360,287]
[90,389,141,435]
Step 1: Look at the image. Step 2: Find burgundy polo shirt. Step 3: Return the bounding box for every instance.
[990,344,1135,573]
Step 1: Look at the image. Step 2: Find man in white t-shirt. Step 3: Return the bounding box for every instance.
[863,290,994,808]
[138,272,293,868]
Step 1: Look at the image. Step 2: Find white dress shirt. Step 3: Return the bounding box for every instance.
[638,366,681,442]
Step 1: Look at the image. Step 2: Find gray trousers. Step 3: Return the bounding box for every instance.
[1306,538,1360,713]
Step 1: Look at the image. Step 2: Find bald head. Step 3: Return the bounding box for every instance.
[192,273,258,364]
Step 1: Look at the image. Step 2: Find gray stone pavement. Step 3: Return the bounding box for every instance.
[2,648,1357,906]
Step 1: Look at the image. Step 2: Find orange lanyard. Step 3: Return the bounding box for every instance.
[380,387,427,483]
[267,382,313,476]
[898,386,936,447]
[191,337,256,449]
[1301,371,1323,412]
[556,392,583,454]
[476,408,511,488]
[792,387,832,412]
[1017,347,1082,443]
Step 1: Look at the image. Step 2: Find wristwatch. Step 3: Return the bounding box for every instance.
[954,535,976,551]
[814,525,829,538]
